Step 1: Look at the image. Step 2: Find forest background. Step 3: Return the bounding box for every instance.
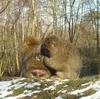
[0,0,99,79]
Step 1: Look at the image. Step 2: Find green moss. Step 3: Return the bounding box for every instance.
[65,79,88,90]
[83,89,96,96]
[12,87,25,96]
[62,94,78,99]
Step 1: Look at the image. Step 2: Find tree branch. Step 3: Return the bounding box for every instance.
[0,1,10,14]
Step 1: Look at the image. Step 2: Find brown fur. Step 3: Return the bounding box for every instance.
[20,36,50,79]
[41,35,82,79]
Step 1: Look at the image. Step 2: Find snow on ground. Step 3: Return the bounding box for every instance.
[0,78,100,99]
[68,80,100,99]
[79,81,100,99]
[69,82,94,95]
[55,96,63,99]
[80,91,100,99]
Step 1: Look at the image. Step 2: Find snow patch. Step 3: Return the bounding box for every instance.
[69,82,93,95]
[55,95,63,99]
[0,78,100,99]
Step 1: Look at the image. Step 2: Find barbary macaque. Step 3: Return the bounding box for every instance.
[41,35,82,79]
[19,36,50,79]
[24,54,50,79]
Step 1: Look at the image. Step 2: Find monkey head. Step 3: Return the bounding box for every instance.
[41,35,61,58]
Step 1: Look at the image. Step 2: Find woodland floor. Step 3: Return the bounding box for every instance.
[0,76,100,99]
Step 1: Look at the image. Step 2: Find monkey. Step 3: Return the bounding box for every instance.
[24,54,51,79]
[41,35,82,79]
[19,36,51,79]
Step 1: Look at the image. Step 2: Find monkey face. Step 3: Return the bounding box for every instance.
[41,44,51,58]
[26,68,50,79]
[24,54,51,79]
[41,36,59,58]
